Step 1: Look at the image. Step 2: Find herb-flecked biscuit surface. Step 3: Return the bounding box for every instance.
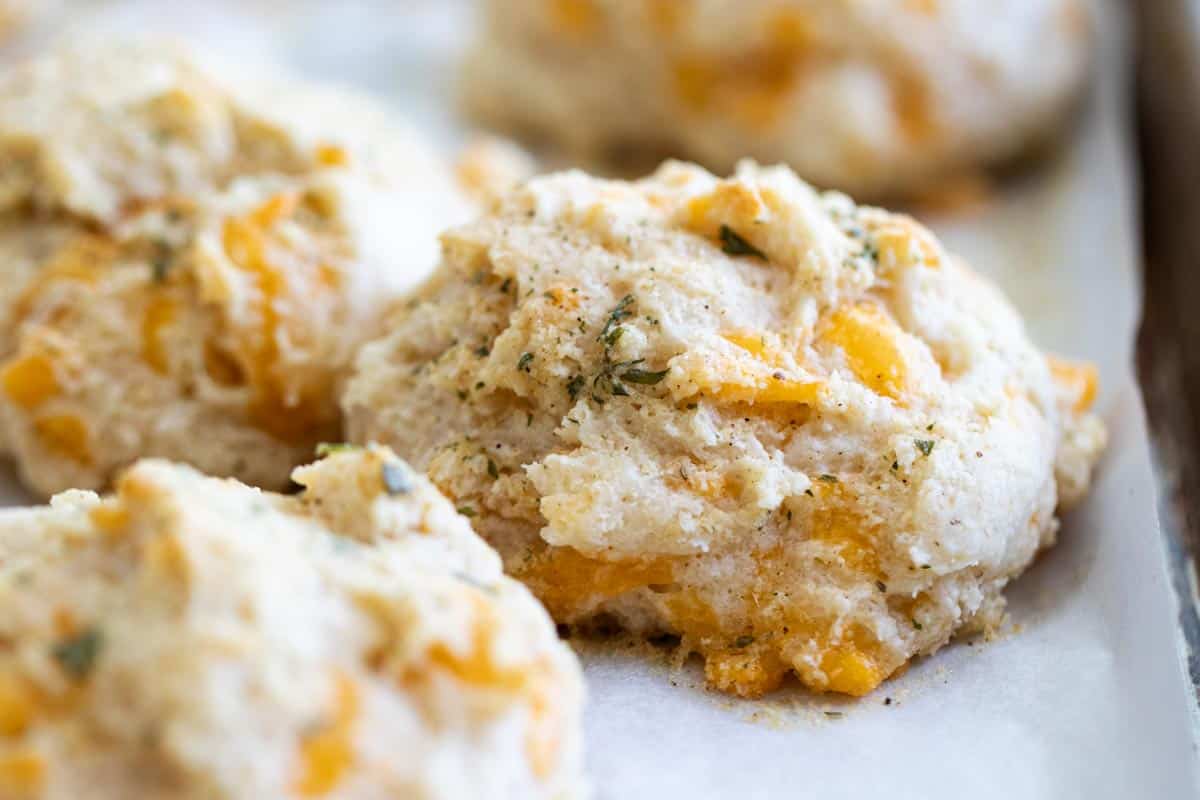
[0,39,474,496]
[463,0,1092,198]
[0,445,586,799]
[344,161,1106,698]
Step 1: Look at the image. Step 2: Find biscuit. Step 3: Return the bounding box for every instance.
[0,39,474,495]
[463,0,1092,198]
[344,161,1106,698]
[0,445,586,799]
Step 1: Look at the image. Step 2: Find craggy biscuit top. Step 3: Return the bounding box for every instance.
[464,0,1092,197]
[0,40,474,495]
[0,445,586,799]
[345,160,1105,697]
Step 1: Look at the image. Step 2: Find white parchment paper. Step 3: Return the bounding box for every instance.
[16,1,1200,797]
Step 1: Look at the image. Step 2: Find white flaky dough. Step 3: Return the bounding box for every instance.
[344,161,1106,698]
[0,38,476,496]
[0,445,586,799]
[463,0,1092,198]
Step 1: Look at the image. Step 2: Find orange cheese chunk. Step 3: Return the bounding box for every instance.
[88,502,130,536]
[871,217,942,270]
[429,611,533,693]
[295,674,358,797]
[549,0,600,37]
[140,296,176,375]
[0,674,36,738]
[2,355,59,410]
[33,415,91,465]
[822,304,911,400]
[694,332,822,406]
[704,649,789,698]
[819,644,883,697]
[519,548,674,619]
[13,235,112,325]
[0,750,44,795]
[672,9,822,129]
[315,144,349,167]
[713,376,821,405]
[889,72,939,144]
[1048,356,1099,413]
[524,663,566,779]
[222,194,340,445]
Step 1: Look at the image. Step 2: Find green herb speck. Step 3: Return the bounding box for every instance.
[517,352,534,372]
[734,635,756,648]
[818,474,839,483]
[621,367,669,385]
[487,458,499,480]
[719,225,768,260]
[151,251,171,283]
[457,506,477,517]
[53,627,102,681]
[316,442,354,458]
[598,295,635,344]
[915,439,935,457]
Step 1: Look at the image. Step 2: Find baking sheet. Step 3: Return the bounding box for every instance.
[17,1,1200,797]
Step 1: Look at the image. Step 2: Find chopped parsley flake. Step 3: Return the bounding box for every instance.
[380,462,412,495]
[621,367,669,385]
[602,324,626,349]
[457,506,477,517]
[517,352,534,372]
[53,627,102,680]
[598,294,635,344]
[486,458,499,480]
[912,619,923,631]
[860,240,880,263]
[915,439,935,457]
[719,225,767,260]
[151,244,171,283]
[566,374,586,401]
[474,345,490,357]
[316,442,355,458]
[818,474,839,483]
[733,635,756,648]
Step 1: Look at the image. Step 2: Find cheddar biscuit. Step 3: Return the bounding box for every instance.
[463,0,1092,198]
[0,445,586,799]
[0,39,474,495]
[344,161,1106,698]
